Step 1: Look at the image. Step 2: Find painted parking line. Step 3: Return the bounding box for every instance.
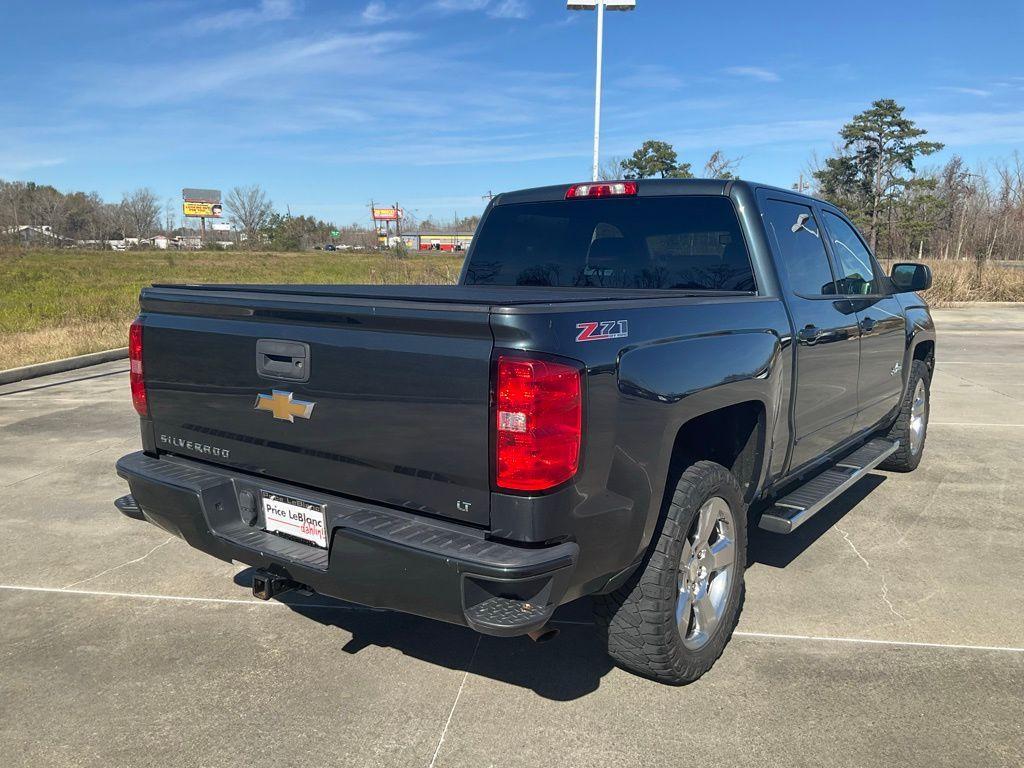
[731,630,1024,654]
[929,422,1024,427]
[2,583,1022,655]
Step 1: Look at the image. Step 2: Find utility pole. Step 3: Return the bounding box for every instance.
[591,1,604,182]
[568,1,636,181]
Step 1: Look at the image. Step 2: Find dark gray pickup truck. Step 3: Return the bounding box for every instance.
[115,179,935,684]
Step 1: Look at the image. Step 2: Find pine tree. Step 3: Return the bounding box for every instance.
[620,140,694,179]
[815,99,943,255]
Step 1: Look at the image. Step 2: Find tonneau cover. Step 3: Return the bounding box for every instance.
[148,283,740,305]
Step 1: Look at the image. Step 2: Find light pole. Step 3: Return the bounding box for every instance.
[568,0,636,181]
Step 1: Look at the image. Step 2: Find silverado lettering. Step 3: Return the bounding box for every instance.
[159,434,231,459]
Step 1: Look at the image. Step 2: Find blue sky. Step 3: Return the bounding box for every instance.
[2,0,1022,225]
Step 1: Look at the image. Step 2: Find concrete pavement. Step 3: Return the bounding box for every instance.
[1,305,1021,768]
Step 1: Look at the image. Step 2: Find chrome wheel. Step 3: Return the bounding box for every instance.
[908,379,928,455]
[676,496,735,650]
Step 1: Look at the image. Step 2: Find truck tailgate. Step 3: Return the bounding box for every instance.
[139,286,493,525]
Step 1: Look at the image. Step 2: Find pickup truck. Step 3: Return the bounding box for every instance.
[115,179,935,684]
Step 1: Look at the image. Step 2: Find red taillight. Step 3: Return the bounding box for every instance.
[129,319,147,416]
[495,355,582,492]
[565,181,637,199]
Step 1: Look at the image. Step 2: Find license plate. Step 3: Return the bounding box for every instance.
[261,492,327,548]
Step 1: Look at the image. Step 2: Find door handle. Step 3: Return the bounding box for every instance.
[256,339,310,382]
[860,317,875,333]
[797,325,823,344]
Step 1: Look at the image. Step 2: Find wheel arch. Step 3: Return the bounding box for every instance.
[667,400,768,504]
[615,329,785,570]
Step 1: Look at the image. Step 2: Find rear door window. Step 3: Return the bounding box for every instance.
[464,196,756,291]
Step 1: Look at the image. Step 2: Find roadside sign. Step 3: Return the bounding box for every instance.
[183,201,222,218]
[372,207,402,221]
[330,229,340,237]
[182,188,221,203]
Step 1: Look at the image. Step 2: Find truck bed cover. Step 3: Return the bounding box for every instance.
[147,283,752,308]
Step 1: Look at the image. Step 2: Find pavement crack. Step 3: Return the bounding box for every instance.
[835,525,907,622]
[429,635,481,768]
[943,371,1021,403]
[1,437,137,489]
[62,537,174,590]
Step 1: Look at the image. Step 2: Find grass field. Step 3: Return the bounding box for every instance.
[0,249,463,370]
[2,249,1022,371]
[899,258,1024,304]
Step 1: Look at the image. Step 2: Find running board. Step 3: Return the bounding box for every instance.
[759,439,899,534]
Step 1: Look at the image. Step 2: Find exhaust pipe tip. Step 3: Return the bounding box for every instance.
[526,626,560,644]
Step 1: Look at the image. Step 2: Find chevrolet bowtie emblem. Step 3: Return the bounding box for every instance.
[254,390,315,422]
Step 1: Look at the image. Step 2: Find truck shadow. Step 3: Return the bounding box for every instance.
[231,474,885,700]
[747,473,887,569]
[233,569,614,701]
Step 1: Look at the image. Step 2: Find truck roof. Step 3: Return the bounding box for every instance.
[493,178,821,206]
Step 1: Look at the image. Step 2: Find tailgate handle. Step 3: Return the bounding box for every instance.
[256,339,310,382]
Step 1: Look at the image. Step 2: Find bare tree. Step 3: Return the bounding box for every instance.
[164,198,179,235]
[121,188,161,238]
[598,156,626,181]
[32,187,68,240]
[103,202,128,241]
[703,150,741,180]
[226,185,273,248]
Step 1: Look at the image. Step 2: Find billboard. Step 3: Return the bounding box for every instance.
[182,188,221,203]
[183,201,223,218]
[372,207,403,221]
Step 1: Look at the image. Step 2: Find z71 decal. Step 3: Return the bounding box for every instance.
[576,319,629,342]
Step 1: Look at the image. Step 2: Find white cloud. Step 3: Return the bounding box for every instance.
[724,66,780,83]
[916,110,1024,145]
[82,30,418,105]
[431,0,530,18]
[361,1,393,24]
[0,154,65,174]
[489,0,530,19]
[192,0,298,34]
[607,117,842,152]
[939,86,993,97]
[433,0,489,11]
[612,64,685,91]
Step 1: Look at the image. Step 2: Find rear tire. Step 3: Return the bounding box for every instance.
[595,461,746,685]
[879,359,930,472]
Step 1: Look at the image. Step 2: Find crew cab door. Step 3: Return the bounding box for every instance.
[819,208,907,433]
[760,193,861,470]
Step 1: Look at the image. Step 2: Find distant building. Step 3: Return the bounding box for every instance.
[401,232,474,252]
[4,224,71,245]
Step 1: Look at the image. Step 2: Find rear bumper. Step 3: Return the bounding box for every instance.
[115,452,578,636]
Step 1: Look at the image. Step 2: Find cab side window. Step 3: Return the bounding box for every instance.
[762,200,836,296]
[822,211,880,295]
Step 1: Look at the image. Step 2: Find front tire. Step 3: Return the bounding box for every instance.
[879,359,930,472]
[595,461,747,685]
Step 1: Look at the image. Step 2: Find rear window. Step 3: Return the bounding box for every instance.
[464,196,755,291]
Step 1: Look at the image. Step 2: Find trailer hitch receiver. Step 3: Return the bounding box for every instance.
[251,570,300,600]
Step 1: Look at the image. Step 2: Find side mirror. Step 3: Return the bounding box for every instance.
[791,213,819,237]
[890,262,932,292]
